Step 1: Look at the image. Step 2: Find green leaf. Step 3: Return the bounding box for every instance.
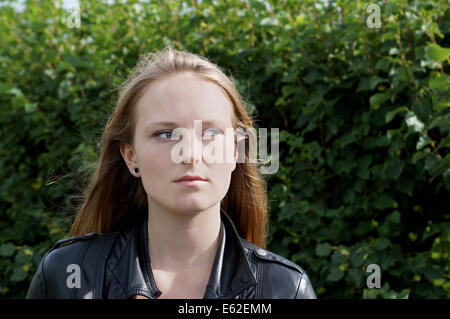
[363,288,379,299]
[369,90,390,110]
[436,136,450,152]
[424,264,443,281]
[429,73,450,91]
[443,168,450,192]
[385,106,408,124]
[355,220,372,236]
[281,85,294,98]
[425,43,450,62]
[357,154,372,170]
[278,202,295,221]
[375,237,390,250]
[10,267,27,282]
[432,97,449,112]
[0,243,15,257]
[373,193,395,210]
[385,1,401,15]
[339,132,357,148]
[325,208,341,218]
[375,57,391,72]
[382,157,405,180]
[304,68,324,85]
[384,291,398,299]
[349,251,365,267]
[379,252,398,270]
[356,77,370,92]
[14,250,32,265]
[348,268,363,287]
[357,168,370,180]
[378,221,391,236]
[397,289,411,299]
[370,77,388,90]
[425,155,441,177]
[331,250,348,265]
[316,243,332,257]
[412,151,427,164]
[327,267,344,282]
[343,189,356,204]
[395,176,414,196]
[386,211,401,224]
[429,114,450,129]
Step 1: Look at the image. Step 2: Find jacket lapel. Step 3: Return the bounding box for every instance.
[203,208,257,298]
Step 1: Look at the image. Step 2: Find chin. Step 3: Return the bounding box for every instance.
[172,199,213,214]
[176,205,208,214]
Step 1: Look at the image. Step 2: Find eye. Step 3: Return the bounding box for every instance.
[155,130,173,140]
[203,127,222,140]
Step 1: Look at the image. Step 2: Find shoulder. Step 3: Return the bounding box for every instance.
[29,232,121,298]
[43,231,122,273]
[239,237,317,299]
[45,232,117,261]
[239,237,305,274]
[27,232,119,298]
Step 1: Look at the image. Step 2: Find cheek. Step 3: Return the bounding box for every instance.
[209,163,235,191]
[139,144,175,184]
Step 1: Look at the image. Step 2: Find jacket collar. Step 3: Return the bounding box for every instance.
[202,208,258,298]
[119,207,257,299]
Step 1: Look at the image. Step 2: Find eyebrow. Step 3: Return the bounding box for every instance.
[145,120,229,131]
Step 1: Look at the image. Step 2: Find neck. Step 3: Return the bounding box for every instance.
[147,202,222,273]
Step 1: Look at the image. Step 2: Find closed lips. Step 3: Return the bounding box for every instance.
[176,176,206,182]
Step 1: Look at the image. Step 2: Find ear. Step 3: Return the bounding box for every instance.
[120,142,139,174]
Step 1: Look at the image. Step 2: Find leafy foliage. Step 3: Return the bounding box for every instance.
[0,0,448,298]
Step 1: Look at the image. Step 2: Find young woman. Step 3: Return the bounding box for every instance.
[26,46,317,299]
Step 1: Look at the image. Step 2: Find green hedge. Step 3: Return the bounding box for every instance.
[0,0,448,298]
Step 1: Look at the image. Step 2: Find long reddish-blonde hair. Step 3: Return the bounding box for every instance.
[68,46,268,248]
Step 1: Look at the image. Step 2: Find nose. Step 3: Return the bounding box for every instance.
[181,128,203,164]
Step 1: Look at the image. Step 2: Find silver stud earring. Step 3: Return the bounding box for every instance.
[133,167,139,174]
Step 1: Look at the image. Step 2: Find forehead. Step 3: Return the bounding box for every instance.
[135,73,234,129]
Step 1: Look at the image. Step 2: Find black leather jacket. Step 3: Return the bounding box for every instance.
[26,208,317,299]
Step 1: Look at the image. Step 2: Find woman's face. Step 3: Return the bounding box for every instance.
[120,72,237,214]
